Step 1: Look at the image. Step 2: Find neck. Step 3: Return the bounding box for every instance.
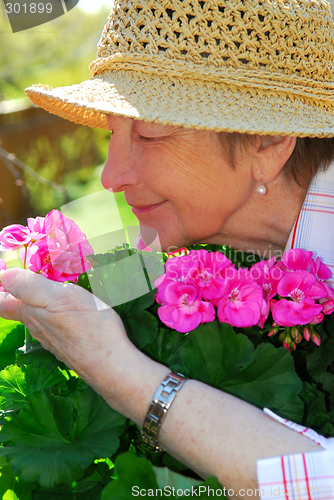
[203,175,309,260]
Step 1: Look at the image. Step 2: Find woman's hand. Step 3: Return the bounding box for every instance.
[0,267,169,423]
[0,268,136,390]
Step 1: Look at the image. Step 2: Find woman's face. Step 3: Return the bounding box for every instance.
[101,115,255,251]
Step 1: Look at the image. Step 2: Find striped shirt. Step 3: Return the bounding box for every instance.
[257,409,334,500]
[257,165,334,499]
[285,165,334,285]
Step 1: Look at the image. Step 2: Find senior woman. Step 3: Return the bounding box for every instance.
[1,0,334,496]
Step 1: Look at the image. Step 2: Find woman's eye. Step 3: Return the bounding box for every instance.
[138,134,157,142]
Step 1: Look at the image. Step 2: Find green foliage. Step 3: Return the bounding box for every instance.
[0,386,126,488]
[101,453,224,499]
[0,6,110,100]
[174,322,304,421]
[0,364,67,412]
[18,127,109,215]
[0,318,25,370]
[0,243,333,497]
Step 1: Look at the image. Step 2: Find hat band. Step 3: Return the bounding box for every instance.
[89,53,334,110]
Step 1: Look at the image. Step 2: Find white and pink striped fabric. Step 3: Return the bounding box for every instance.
[285,165,334,286]
[257,165,334,499]
[257,410,334,500]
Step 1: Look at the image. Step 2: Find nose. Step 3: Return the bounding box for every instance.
[101,115,138,192]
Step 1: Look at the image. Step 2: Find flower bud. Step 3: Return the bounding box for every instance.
[283,336,296,352]
[311,330,321,346]
[279,332,286,343]
[291,327,302,344]
[268,327,279,337]
[303,327,311,342]
[310,313,324,325]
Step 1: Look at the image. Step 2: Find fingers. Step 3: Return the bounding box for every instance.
[0,268,111,319]
[0,291,24,322]
[0,268,63,308]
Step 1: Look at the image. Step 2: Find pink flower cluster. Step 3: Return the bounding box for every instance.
[155,248,334,340]
[0,210,93,283]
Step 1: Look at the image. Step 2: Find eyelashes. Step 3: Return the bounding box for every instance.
[138,135,158,142]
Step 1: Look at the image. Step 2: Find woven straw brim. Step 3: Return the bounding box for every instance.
[26,69,334,138]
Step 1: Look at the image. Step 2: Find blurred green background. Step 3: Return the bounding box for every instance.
[0,1,138,266]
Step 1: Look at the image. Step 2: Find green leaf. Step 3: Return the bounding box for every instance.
[101,453,224,499]
[123,311,158,349]
[0,318,25,371]
[0,364,67,412]
[114,289,158,349]
[143,328,185,368]
[221,343,304,420]
[67,388,125,457]
[302,349,334,407]
[101,453,158,499]
[76,271,92,293]
[320,333,334,365]
[180,322,253,386]
[0,387,126,488]
[0,458,36,500]
[300,382,331,433]
[88,255,152,308]
[0,459,17,499]
[179,322,303,421]
[35,461,112,499]
[16,337,61,371]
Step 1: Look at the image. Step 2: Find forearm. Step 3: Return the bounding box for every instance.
[89,347,322,496]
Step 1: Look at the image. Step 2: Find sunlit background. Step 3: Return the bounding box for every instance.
[0,0,138,267]
[78,0,111,12]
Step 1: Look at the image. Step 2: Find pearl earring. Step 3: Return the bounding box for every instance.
[257,174,266,195]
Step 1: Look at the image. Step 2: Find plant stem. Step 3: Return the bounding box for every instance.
[23,245,28,270]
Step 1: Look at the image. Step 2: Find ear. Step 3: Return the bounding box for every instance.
[251,135,297,183]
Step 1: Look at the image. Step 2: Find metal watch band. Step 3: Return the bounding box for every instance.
[141,372,186,452]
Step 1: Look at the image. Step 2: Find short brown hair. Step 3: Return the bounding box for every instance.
[218,133,334,189]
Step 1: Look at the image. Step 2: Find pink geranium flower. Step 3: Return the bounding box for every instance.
[310,257,332,282]
[21,210,93,283]
[0,224,32,250]
[135,232,152,252]
[27,216,47,241]
[250,257,283,328]
[216,268,263,328]
[281,249,314,273]
[158,282,215,333]
[186,250,233,301]
[272,271,327,327]
[320,283,334,315]
[155,251,202,305]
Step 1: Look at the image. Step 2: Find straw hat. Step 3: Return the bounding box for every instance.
[26,0,334,137]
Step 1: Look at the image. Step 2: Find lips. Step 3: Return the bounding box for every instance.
[130,200,167,215]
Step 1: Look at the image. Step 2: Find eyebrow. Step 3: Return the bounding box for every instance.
[135,121,179,136]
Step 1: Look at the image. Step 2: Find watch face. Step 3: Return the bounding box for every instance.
[3,0,81,33]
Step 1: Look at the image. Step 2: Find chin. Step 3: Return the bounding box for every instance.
[139,224,189,253]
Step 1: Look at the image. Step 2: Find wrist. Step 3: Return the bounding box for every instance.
[85,316,170,424]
